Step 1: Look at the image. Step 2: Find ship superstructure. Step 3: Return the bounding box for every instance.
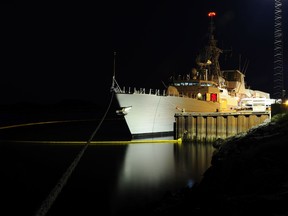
[113,12,274,137]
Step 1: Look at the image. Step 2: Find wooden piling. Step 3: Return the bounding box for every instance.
[175,111,270,142]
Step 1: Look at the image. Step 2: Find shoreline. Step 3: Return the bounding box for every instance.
[149,112,288,216]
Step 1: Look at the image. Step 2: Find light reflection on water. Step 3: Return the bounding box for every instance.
[1,136,215,215]
[111,136,215,215]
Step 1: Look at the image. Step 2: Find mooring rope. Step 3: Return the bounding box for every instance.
[34,91,115,216]
[5,139,182,145]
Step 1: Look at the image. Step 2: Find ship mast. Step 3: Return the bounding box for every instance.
[111,51,122,93]
[207,12,222,79]
[196,12,223,85]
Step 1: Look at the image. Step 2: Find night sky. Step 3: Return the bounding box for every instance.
[1,1,287,105]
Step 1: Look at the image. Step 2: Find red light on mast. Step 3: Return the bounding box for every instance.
[208,12,216,17]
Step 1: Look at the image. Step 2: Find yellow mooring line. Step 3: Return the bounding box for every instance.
[0,119,91,130]
[4,138,182,145]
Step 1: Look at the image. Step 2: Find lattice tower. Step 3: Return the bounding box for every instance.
[273,0,284,99]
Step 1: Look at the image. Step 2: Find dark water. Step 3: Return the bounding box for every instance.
[0,104,215,216]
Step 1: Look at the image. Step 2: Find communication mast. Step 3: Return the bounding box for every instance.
[196,12,223,82]
[273,0,285,99]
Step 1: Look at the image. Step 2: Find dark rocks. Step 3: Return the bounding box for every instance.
[151,113,288,216]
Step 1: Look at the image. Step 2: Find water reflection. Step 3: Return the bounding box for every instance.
[174,140,215,183]
[111,137,215,215]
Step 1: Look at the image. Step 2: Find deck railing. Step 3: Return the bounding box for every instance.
[118,86,203,99]
[119,87,166,96]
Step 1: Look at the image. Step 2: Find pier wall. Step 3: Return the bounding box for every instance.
[174,112,270,142]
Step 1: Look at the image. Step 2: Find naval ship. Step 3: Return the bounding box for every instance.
[112,12,274,138]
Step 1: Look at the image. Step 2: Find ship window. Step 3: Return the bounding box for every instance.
[175,81,199,86]
[200,82,213,87]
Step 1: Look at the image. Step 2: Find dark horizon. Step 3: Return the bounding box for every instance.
[1,1,288,105]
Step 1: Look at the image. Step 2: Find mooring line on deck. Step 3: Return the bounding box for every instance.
[34,92,115,216]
